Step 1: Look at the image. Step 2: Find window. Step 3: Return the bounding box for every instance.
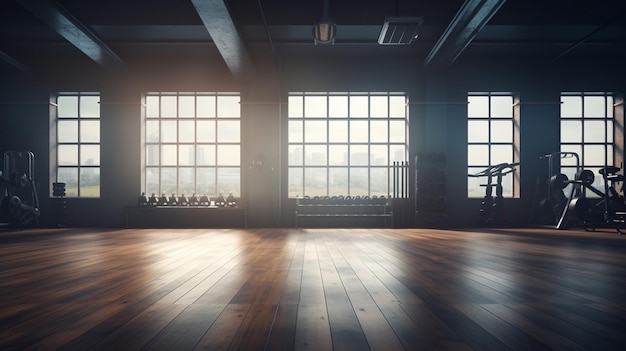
[288,92,408,198]
[143,92,241,199]
[52,93,101,197]
[560,92,614,193]
[467,92,520,198]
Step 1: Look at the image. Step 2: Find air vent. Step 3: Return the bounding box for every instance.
[378,16,424,45]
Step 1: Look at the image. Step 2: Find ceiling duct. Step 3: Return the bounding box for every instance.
[378,16,424,45]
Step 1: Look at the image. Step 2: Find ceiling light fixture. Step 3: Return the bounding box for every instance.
[312,0,336,45]
[378,16,424,45]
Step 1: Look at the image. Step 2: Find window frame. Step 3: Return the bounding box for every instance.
[51,92,101,198]
[142,92,242,199]
[287,92,409,198]
[467,92,520,198]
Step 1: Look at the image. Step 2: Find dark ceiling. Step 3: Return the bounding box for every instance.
[1,0,626,78]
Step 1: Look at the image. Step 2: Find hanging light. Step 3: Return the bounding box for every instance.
[312,0,336,44]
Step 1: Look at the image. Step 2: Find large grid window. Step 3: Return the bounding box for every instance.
[144,92,241,198]
[560,92,614,193]
[467,92,519,198]
[52,93,101,197]
[288,92,408,198]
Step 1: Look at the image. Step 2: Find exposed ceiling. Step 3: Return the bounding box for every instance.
[1,0,626,78]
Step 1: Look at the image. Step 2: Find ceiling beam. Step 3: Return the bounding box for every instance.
[191,0,255,79]
[0,49,30,73]
[16,0,123,67]
[425,0,507,66]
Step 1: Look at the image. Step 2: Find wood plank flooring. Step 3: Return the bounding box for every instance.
[1,227,626,350]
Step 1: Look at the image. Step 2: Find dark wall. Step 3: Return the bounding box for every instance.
[1,54,624,228]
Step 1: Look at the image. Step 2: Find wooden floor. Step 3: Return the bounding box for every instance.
[1,227,626,350]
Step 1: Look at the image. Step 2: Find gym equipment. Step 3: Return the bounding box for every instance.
[567,165,626,234]
[531,152,581,229]
[0,151,40,227]
[468,162,519,226]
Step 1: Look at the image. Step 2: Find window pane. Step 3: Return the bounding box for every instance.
[305,168,327,196]
[468,167,485,198]
[178,96,195,117]
[350,145,369,166]
[289,145,303,166]
[305,96,327,117]
[80,145,100,166]
[146,121,159,142]
[305,145,327,166]
[329,168,348,194]
[491,120,512,143]
[468,96,488,118]
[217,145,240,166]
[468,145,489,165]
[328,120,348,142]
[217,168,240,196]
[389,120,405,143]
[80,120,100,143]
[350,96,368,117]
[561,120,582,143]
[217,96,240,117]
[560,145,583,166]
[197,145,216,166]
[561,96,582,118]
[80,168,100,197]
[179,145,194,166]
[146,145,159,166]
[146,96,160,118]
[584,145,606,165]
[161,168,177,195]
[58,120,78,142]
[390,145,406,163]
[80,96,100,118]
[305,120,327,142]
[58,96,78,117]
[370,121,388,142]
[349,168,368,196]
[161,121,177,142]
[607,120,614,143]
[161,145,177,165]
[370,96,388,118]
[178,120,195,143]
[289,167,303,198]
[197,168,216,196]
[197,120,215,142]
[490,96,513,118]
[491,145,512,165]
[370,167,388,196]
[288,96,303,118]
[179,167,195,195]
[389,96,406,118]
[329,145,347,165]
[197,96,216,117]
[161,96,177,117]
[584,120,607,142]
[146,167,159,196]
[468,120,488,142]
[58,145,78,165]
[370,145,388,165]
[217,120,240,143]
[289,120,303,143]
[58,167,78,197]
[584,96,606,118]
[350,121,368,142]
[329,96,348,117]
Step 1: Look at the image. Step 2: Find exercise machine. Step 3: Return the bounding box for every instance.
[468,162,519,226]
[0,151,40,228]
[531,152,581,229]
[567,165,626,234]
